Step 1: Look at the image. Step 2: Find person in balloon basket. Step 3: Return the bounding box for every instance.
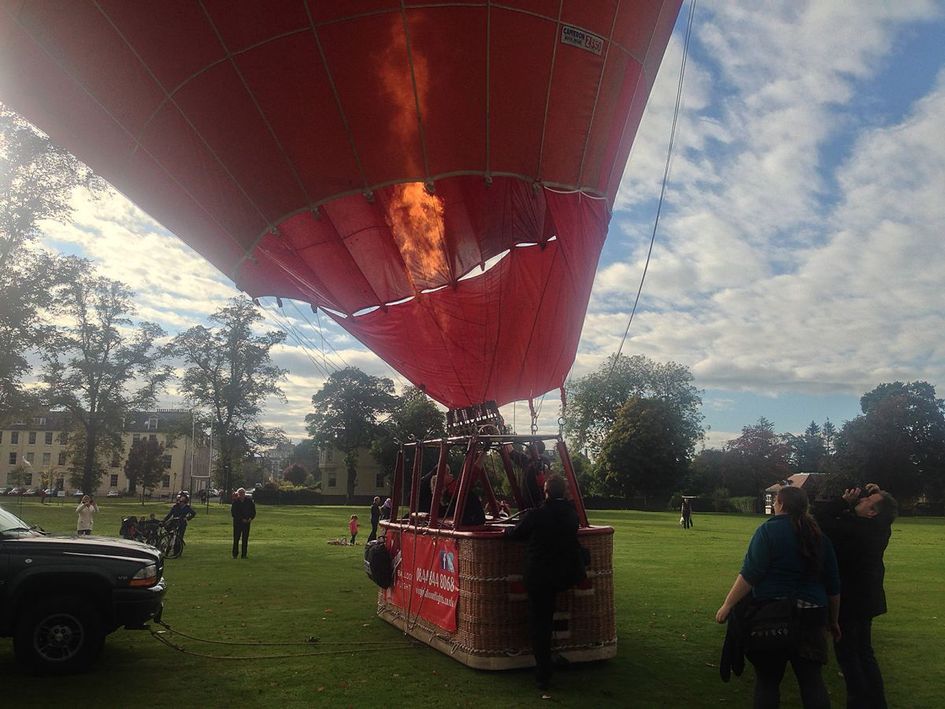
[814,483,897,709]
[231,487,256,558]
[510,441,550,509]
[504,474,585,695]
[716,485,840,709]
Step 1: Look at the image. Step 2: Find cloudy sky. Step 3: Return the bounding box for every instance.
[24,1,945,449]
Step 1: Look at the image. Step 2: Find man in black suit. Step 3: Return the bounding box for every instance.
[231,487,257,559]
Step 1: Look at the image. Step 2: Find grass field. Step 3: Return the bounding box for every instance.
[1,498,941,708]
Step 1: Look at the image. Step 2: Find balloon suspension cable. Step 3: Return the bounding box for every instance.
[528,398,538,435]
[612,0,698,373]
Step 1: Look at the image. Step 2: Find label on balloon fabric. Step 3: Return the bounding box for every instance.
[561,25,604,55]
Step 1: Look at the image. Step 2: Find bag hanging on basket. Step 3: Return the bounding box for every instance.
[745,598,799,655]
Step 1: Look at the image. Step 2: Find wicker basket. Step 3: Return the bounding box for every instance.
[377,525,616,670]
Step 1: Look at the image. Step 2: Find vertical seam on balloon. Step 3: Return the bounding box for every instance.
[197,3,315,218]
[514,229,560,401]
[576,0,622,190]
[15,2,251,276]
[485,1,492,181]
[302,1,370,192]
[536,0,565,181]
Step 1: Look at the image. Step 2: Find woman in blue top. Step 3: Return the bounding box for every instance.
[716,485,841,708]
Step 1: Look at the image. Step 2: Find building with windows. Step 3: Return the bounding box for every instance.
[0,410,209,497]
[317,446,389,498]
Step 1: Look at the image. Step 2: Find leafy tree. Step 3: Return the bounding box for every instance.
[687,448,727,495]
[0,108,101,416]
[172,297,287,495]
[371,386,445,479]
[822,419,838,456]
[565,353,703,458]
[42,273,170,494]
[306,367,398,501]
[283,463,307,486]
[124,437,165,495]
[834,381,945,500]
[786,421,828,472]
[722,417,792,497]
[596,397,694,503]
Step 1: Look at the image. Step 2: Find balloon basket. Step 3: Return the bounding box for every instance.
[376,434,616,670]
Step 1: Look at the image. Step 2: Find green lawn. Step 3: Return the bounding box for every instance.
[1,498,941,708]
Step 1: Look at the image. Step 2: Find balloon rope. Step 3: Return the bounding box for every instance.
[612,0,698,370]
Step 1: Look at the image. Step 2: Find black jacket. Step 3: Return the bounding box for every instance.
[370,502,381,525]
[504,498,581,591]
[231,497,256,523]
[814,497,891,619]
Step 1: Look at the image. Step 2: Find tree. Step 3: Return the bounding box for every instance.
[371,386,445,479]
[123,437,165,495]
[42,272,170,494]
[786,421,828,472]
[565,353,703,458]
[0,108,101,416]
[306,367,398,501]
[283,463,307,486]
[172,297,287,495]
[722,417,792,497]
[596,397,694,503]
[833,381,945,500]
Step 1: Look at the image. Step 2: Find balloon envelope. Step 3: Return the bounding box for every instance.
[0,0,681,408]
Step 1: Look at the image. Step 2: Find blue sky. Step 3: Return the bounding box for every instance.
[24,1,945,448]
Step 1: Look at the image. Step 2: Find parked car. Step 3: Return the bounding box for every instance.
[73,490,84,497]
[0,504,166,673]
[0,488,10,496]
[22,489,39,496]
[8,487,26,496]
[106,490,121,497]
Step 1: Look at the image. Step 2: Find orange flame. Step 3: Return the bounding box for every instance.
[387,182,449,288]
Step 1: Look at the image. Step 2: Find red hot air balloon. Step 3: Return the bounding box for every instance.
[0,1,682,409]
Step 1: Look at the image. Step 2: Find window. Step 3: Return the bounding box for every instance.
[11,431,19,444]
[162,455,172,469]
[23,473,31,485]
[149,434,157,442]
[111,452,121,468]
[110,474,119,487]
[8,452,15,465]
[162,475,170,488]
[33,417,46,426]
[44,431,53,445]
[58,452,67,465]
[58,431,68,444]
[55,477,64,489]
[132,433,141,444]
[0,431,3,444]
[145,416,158,430]
[42,452,51,466]
[327,472,337,488]
[375,471,386,488]
[28,431,36,444]
[25,452,34,464]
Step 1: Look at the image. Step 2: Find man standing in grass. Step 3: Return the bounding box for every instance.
[815,483,897,709]
[231,487,257,559]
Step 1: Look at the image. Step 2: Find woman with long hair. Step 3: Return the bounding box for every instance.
[716,485,841,708]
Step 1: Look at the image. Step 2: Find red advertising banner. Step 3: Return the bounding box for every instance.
[385,533,459,632]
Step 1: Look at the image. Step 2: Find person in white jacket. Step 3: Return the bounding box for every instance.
[76,495,98,535]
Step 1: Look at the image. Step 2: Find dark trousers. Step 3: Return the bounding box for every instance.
[751,655,830,709]
[368,522,379,543]
[232,520,251,557]
[835,615,887,709]
[683,515,693,529]
[526,585,556,689]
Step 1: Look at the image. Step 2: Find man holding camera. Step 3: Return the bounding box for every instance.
[815,483,898,709]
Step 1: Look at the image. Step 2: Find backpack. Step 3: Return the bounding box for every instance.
[364,538,394,589]
[119,516,138,540]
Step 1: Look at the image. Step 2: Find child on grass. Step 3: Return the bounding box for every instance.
[348,514,359,545]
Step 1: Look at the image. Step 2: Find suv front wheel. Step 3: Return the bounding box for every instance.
[14,595,104,673]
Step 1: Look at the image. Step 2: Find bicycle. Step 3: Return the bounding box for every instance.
[157,518,186,559]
